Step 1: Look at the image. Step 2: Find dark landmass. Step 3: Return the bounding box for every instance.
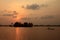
[34,25,60,27]
[0,22,33,27]
[13,22,33,27]
[0,25,60,27]
[0,22,60,27]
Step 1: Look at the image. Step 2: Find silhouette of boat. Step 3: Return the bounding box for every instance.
[47,27,54,30]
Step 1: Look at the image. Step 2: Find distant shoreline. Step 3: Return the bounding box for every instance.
[0,25,60,27]
[34,25,60,27]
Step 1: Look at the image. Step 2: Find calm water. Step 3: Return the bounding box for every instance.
[0,26,60,40]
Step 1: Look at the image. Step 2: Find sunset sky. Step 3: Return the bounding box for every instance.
[0,0,60,25]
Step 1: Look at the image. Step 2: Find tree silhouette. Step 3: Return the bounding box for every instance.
[13,22,33,27]
[13,22,21,27]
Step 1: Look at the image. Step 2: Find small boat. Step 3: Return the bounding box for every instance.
[48,27,55,30]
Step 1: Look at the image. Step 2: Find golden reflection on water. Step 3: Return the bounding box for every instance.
[0,27,60,40]
[16,27,20,40]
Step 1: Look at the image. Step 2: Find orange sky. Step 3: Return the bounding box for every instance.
[0,0,60,25]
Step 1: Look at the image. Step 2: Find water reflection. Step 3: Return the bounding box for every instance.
[16,28,20,40]
[0,27,16,40]
[0,27,60,40]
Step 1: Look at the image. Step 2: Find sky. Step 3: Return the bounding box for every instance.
[0,0,60,25]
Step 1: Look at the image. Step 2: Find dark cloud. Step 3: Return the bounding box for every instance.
[22,4,48,10]
[1,10,18,17]
[13,11,18,15]
[3,14,13,16]
[22,4,40,10]
[40,4,48,7]
[26,4,40,10]
[13,15,17,18]
[41,15,54,19]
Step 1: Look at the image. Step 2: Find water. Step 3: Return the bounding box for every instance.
[0,26,60,40]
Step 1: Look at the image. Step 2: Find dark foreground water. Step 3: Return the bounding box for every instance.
[0,26,60,40]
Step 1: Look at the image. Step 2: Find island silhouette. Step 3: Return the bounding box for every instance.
[13,22,33,27]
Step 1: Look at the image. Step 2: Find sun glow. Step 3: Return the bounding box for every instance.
[8,2,28,22]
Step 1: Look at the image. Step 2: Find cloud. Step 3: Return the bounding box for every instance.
[41,15,54,19]
[3,14,13,16]
[1,10,18,17]
[22,4,48,10]
[26,4,40,10]
[13,11,18,15]
[22,4,40,10]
